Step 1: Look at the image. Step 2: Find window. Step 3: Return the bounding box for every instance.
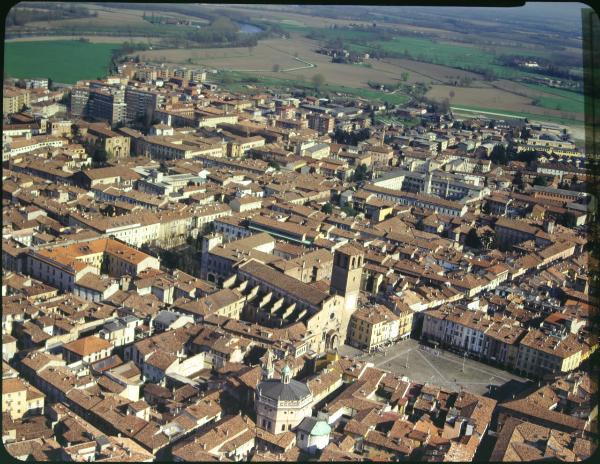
[281,424,286,432]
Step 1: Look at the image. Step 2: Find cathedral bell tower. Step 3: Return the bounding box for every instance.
[262,348,275,380]
[330,244,364,313]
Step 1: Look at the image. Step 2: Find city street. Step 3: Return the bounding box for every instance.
[339,339,531,397]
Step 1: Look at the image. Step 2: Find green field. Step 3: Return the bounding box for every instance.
[373,36,531,79]
[525,83,585,100]
[535,95,584,114]
[4,40,120,84]
[524,83,585,114]
[451,104,584,127]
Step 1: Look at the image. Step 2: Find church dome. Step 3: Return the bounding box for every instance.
[258,374,311,403]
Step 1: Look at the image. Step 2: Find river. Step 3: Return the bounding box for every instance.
[237,23,263,34]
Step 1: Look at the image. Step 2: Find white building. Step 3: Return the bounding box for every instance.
[295,416,331,454]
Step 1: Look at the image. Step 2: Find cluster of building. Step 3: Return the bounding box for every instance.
[2,61,596,461]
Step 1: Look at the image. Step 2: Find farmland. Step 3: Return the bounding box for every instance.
[5,3,585,128]
[374,36,527,78]
[4,40,119,84]
[214,70,410,106]
[450,105,584,137]
[6,35,162,44]
[133,35,496,93]
[427,84,584,122]
[134,31,584,124]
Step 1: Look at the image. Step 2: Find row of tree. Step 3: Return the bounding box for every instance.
[497,54,582,82]
[489,144,540,167]
[332,128,371,145]
[6,4,96,26]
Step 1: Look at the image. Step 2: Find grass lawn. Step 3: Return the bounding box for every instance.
[4,40,119,84]
[376,115,421,127]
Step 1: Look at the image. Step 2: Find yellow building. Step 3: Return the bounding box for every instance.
[396,307,414,340]
[516,140,582,158]
[3,87,31,115]
[516,329,584,378]
[2,377,45,420]
[348,304,399,352]
[227,135,266,157]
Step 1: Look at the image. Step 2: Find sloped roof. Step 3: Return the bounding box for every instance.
[62,336,112,357]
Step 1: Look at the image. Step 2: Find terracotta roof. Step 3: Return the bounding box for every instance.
[62,336,112,357]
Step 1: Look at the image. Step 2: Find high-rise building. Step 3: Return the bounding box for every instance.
[70,86,90,118]
[88,87,127,125]
[125,86,164,123]
[70,85,127,125]
[308,113,334,135]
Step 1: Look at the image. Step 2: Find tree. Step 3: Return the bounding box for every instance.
[92,146,108,167]
[341,205,358,217]
[268,160,281,170]
[533,175,548,187]
[480,230,495,250]
[312,73,326,91]
[72,124,82,142]
[465,228,482,249]
[143,104,156,132]
[482,69,496,81]
[431,98,450,114]
[100,256,110,274]
[514,171,525,191]
[449,90,455,100]
[401,71,410,82]
[515,149,538,165]
[559,211,577,228]
[490,144,508,165]
[321,202,333,214]
[354,163,369,182]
